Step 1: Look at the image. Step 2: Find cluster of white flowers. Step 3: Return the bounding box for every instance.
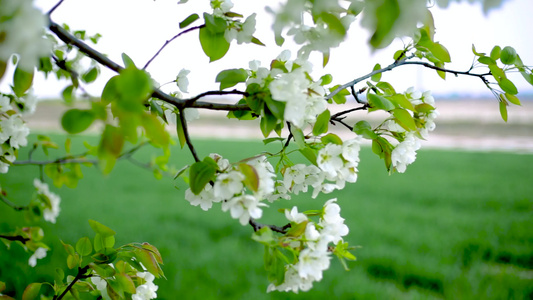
[28,247,47,267]
[34,179,61,224]
[387,88,439,173]
[210,0,257,44]
[132,272,159,300]
[247,50,327,129]
[185,154,276,225]
[271,137,362,200]
[0,0,52,71]
[268,199,349,293]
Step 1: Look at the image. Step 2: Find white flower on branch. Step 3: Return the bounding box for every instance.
[221,194,266,225]
[391,132,421,173]
[185,184,221,211]
[0,115,30,149]
[28,247,47,267]
[132,272,158,300]
[34,179,61,224]
[211,0,233,16]
[214,170,245,200]
[247,155,276,198]
[0,96,13,113]
[319,199,349,244]
[0,148,16,174]
[285,206,307,224]
[267,266,314,293]
[225,13,257,44]
[294,248,331,281]
[317,143,344,178]
[176,69,190,93]
[90,276,107,291]
[0,0,52,71]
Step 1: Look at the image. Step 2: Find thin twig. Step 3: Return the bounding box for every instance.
[185,90,248,105]
[13,158,97,166]
[179,109,200,162]
[143,25,205,70]
[330,106,368,120]
[0,235,30,244]
[0,194,27,211]
[54,266,91,300]
[47,0,65,15]
[249,218,291,234]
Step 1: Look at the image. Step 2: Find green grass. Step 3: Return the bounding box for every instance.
[1,135,533,299]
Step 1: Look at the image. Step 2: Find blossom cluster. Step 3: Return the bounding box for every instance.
[185,154,275,225]
[210,0,257,44]
[267,199,349,293]
[34,179,61,224]
[269,136,362,201]
[387,88,439,173]
[247,50,327,129]
[0,0,52,71]
[91,268,159,300]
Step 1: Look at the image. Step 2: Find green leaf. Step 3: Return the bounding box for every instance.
[93,234,115,252]
[290,126,306,149]
[431,42,451,63]
[13,67,34,97]
[499,78,518,95]
[319,12,346,37]
[82,67,99,83]
[101,76,120,105]
[313,109,330,136]
[299,146,318,166]
[371,64,382,82]
[67,254,80,269]
[115,67,153,107]
[141,242,164,264]
[503,93,521,106]
[320,74,333,85]
[215,68,248,90]
[61,109,96,134]
[199,26,230,62]
[369,0,400,48]
[121,53,136,68]
[62,85,75,104]
[239,163,259,192]
[89,262,116,277]
[500,46,517,65]
[472,44,486,56]
[260,113,278,137]
[179,13,200,29]
[189,161,216,195]
[97,125,124,174]
[388,93,413,110]
[134,249,163,278]
[141,113,170,148]
[367,93,395,111]
[353,121,377,139]
[478,56,496,65]
[263,137,285,145]
[329,85,350,104]
[89,220,116,238]
[115,274,136,295]
[251,36,265,46]
[61,240,76,256]
[490,45,501,60]
[323,51,330,67]
[321,133,343,145]
[251,226,275,245]
[22,283,42,300]
[203,13,227,34]
[392,108,417,131]
[376,82,396,95]
[264,97,286,120]
[76,237,93,256]
[499,100,508,122]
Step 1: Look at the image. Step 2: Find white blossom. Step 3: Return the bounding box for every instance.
[0,0,52,71]
[0,115,30,149]
[247,155,276,197]
[285,206,307,224]
[209,153,230,172]
[294,248,331,281]
[34,179,61,223]
[267,266,314,293]
[0,148,16,173]
[28,247,47,267]
[214,170,244,200]
[391,132,421,173]
[176,69,190,93]
[317,143,343,178]
[91,276,108,291]
[184,184,220,211]
[0,96,12,113]
[221,194,265,225]
[132,272,158,300]
[211,0,233,16]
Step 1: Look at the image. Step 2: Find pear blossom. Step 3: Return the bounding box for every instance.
[294,248,331,281]
[132,272,158,300]
[0,96,12,113]
[225,13,257,44]
[247,155,276,197]
[176,69,190,93]
[342,136,362,164]
[91,276,108,291]
[319,199,349,244]
[0,115,30,149]
[267,266,314,293]
[209,153,230,172]
[34,179,61,223]
[0,149,16,173]
[285,206,307,224]
[28,247,47,267]
[214,170,245,200]
[185,184,220,211]
[221,194,265,225]
[266,180,291,202]
[317,143,343,178]
[391,132,421,173]
[211,0,233,16]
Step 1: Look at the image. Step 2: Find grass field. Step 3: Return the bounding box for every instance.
[1,135,532,299]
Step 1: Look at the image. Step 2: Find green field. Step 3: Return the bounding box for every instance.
[1,135,532,299]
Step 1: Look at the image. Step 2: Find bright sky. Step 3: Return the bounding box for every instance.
[10,0,533,99]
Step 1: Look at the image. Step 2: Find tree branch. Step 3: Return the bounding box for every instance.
[179,109,200,162]
[143,25,205,70]
[249,218,291,234]
[184,90,248,105]
[326,58,492,101]
[0,234,30,244]
[47,0,65,15]
[48,20,251,112]
[54,265,91,300]
[0,194,27,211]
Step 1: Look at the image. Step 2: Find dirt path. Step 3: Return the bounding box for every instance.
[25,99,533,153]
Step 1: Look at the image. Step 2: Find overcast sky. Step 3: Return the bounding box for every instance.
[5,0,533,99]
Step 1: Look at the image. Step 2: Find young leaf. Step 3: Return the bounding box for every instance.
[22,283,42,300]
[500,46,517,65]
[392,108,417,131]
[121,53,136,68]
[141,113,170,148]
[503,93,521,105]
[313,109,330,136]
[61,109,96,134]
[353,121,377,139]
[239,163,259,192]
[367,93,395,111]
[215,68,248,90]
[179,13,200,29]
[490,45,501,60]
[76,237,93,256]
[499,100,508,122]
[321,133,343,145]
[499,78,518,95]
[189,161,216,195]
[199,27,230,62]
[13,67,34,97]
[371,64,382,82]
[369,0,400,48]
[82,67,99,83]
[89,220,116,238]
